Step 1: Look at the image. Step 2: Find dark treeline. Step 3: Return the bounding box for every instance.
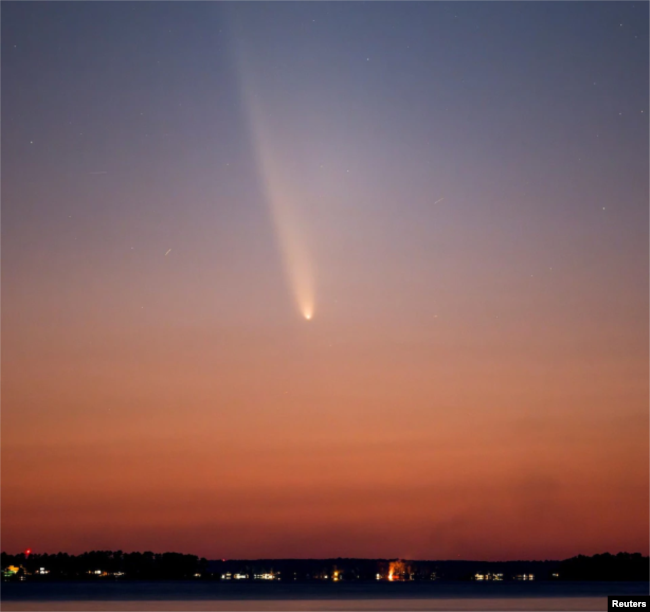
[2,551,647,582]
[207,557,557,581]
[1,551,207,580]
[557,553,649,581]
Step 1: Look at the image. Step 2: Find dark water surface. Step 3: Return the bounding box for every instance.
[2,581,648,611]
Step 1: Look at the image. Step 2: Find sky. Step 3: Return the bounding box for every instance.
[2,2,648,561]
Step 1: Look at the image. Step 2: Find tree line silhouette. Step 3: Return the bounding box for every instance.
[2,550,647,581]
[1,550,207,580]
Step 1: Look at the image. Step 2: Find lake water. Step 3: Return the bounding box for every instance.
[2,581,648,611]
[2,597,607,612]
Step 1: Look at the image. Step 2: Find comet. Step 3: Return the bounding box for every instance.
[232,31,315,321]
[165,249,172,256]
[434,197,445,204]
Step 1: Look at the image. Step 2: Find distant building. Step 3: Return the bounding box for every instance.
[474,573,503,581]
[254,573,278,580]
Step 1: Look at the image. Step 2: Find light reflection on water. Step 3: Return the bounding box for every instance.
[0,597,609,611]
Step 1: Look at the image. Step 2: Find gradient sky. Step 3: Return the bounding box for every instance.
[2,2,648,561]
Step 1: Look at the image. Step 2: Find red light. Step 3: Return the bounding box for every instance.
[25,549,32,556]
